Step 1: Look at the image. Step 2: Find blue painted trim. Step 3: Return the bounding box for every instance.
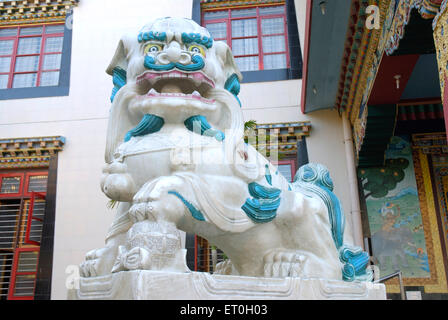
[124,114,164,142]
[181,32,213,48]
[0,14,73,100]
[144,54,205,72]
[110,67,127,103]
[184,115,225,141]
[248,183,281,200]
[138,31,167,43]
[242,198,280,223]
[168,190,206,221]
[265,165,272,186]
[224,73,241,107]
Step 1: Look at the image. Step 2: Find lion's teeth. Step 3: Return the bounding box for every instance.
[192,90,201,97]
[148,88,157,95]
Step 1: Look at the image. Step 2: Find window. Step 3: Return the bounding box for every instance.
[203,4,290,72]
[273,159,296,182]
[0,24,64,89]
[0,171,48,300]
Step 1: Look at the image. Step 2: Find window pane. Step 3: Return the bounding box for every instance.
[0,177,21,194]
[231,19,257,37]
[0,28,18,37]
[16,251,39,273]
[278,164,292,182]
[262,35,286,53]
[261,18,284,35]
[0,201,20,249]
[231,8,257,18]
[232,38,258,55]
[0,57,11,73]
[12,73,37,88]
[235,56,259,72]
[42,54,61,70]
[13,274,36,297]
[44,37,63,53]
[14,56,39,72]
[17,37,41,55]
[263,53,287,70]
[0,40,14,55]
[20,26,43,36]
[28,175,48,193]
[205,22,227,39]
[45,25,64,34]
[40,71,59,86]
[259,5,285,16]
[204,10,229,20]
[0,75,8,89]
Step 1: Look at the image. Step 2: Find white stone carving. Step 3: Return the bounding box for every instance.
[74,17,380,300]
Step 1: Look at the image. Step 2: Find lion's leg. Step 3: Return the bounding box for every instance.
[79,203,132,277]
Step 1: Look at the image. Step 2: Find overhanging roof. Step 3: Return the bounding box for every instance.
[301,0,354,113]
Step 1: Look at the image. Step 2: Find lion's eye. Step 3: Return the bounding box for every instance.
[144,43,163,54]
[188,44,205,56]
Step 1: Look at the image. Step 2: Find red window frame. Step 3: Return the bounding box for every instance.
[24,192,46,246]
[7,247,40,300]
[0,173,25,198]
[0,24,64,89]
[23,171,48,197]
[202,4,290,71]
[273,159,297,182]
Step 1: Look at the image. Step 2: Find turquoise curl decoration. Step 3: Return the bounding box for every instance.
[265,164,272,186]
[138,31,167,43]
[124,114,164,142]
[110,67,127,103]
[184,115,225,142]
[292,163,373,282]
[181,32,213,48]
[242,182,282,224]
[224,73,241,107]
[144,54,205,72]
[168,191,206,221]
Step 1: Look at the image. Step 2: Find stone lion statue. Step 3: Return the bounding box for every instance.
[79,17,371,282]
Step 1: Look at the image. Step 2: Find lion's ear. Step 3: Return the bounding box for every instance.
[106,34,134,76]
[214,40,243,83]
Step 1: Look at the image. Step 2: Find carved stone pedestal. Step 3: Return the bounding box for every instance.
[68,271,387,300]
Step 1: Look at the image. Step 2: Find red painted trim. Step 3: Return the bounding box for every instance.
[301,0,313,114]
[25,191,45,246]
[23,171,48,197]
[8,247,40,300]
[0,173,25,198]
[444,75,448,142]
[194,235,198,271]
[0,24,64,88]
[273,159,296,182]
[202,4,290,71]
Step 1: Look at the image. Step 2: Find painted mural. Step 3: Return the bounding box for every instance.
[359,136,430,278]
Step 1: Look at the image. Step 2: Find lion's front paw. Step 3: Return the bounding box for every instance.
[128,202,156,223]
[79,247,116,278]
[263,250,306,278]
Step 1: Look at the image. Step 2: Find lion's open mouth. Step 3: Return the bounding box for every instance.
[136,70,215,104]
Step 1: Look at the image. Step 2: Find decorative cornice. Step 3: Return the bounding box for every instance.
[244,122,311,157]
[201,0,284,10]
[0,136,65,168]
[0,0,78,25]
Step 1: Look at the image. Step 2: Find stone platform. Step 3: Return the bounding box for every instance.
[68,271,386,300]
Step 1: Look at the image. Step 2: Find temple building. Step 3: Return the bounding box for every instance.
[302,0,448,298]
[0,0,445,300]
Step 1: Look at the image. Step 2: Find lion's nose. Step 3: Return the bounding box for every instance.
[158,42,191,65]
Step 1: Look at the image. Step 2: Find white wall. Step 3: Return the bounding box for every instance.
[0,0,354,300]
